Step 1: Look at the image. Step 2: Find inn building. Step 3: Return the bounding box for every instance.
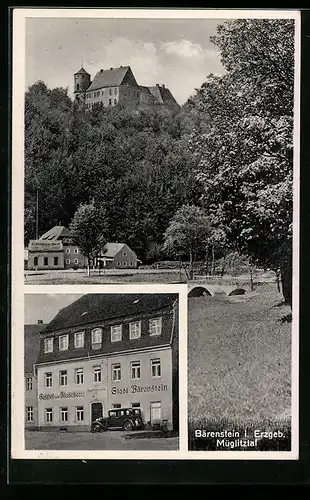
[34,293,179,431]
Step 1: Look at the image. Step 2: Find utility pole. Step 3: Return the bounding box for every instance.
[35,188,39,240]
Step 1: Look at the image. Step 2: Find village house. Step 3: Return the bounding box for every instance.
[33,293,179,432]
[26,225,139,270]
[74,65,179,112]
[25,320,47,430]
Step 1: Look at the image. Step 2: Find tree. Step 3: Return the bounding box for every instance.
[190,19,294,305]
[69,202,107,276]
[163,205,211,279]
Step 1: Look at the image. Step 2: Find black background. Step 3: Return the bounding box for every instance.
[2,5,310,489]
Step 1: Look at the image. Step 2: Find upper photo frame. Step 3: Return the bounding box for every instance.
[12,8,300,301]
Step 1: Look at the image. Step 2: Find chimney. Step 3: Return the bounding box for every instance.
[37,319,43,324]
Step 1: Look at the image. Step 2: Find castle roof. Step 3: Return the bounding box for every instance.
[40,293,178,334]
[87,66,131,92]
[39,225,70,241]
[74,67,90,75]
[148,85,179,106]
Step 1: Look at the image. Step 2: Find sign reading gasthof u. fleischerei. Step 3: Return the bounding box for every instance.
[39,391,85,400]
[28,240,63,251]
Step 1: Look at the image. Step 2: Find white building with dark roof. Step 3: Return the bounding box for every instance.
[73,65,179,112]
[34,293,179,432]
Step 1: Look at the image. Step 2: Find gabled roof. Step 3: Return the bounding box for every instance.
[25,323,47,372]
[103,242,128,258]
[74,67,90,75]
[39,225,70,241]
[86,66,131,92]
[148,85,179,106]
[40,293,178,333]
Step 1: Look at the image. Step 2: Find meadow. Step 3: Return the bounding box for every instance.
[187,283,292,451]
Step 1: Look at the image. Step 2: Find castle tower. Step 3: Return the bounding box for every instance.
[74,67,91,108]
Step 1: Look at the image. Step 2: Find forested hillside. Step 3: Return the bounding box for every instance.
[24,82,205,262]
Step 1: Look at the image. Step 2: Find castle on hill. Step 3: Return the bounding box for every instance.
[74,65,179,111]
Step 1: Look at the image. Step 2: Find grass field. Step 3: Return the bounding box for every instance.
[187,283,292,450]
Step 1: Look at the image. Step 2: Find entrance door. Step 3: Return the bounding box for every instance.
[150,402,161,424]
[91,402,103,422]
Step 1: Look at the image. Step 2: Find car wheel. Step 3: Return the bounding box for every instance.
[92,423,101,433]
[123,420,134,431]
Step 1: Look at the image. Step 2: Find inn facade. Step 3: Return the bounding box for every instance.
[34,293,179,431]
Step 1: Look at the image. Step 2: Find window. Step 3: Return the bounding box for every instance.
[74,331,84,348]
[111,325,122,342]
[117,261,121,266]
[66,248,70,254]
[34,257,38,266]
[26,406,34,422]
[112,403,121,409]
[123,251,127,256]
[149,317,162,336]
[129,321,141,340]
[109,98,112,106]
[91,327,102,347]
[129,261,133,266]
[53,256,59,266]
[76,83,80,91]
[109,88,112,96]
[45,372,52,387]
[74,259,78,264]
[112,363,121,381]
[59,334,69,351]
[102,91,104,95]
[131,402,140,408]
[151,359,161,378]
[45,408,53,422]
[76,406,84,421]
[131,361,141,380]
[26,377,33,391]
[123,261,127,266]
[114,88,117,95]
[93,365,102,383]
[114,98,117,105]
[59,370,67,386]
[74,248,79,254]
[60,407,68,423]
[150,402,161,421]
[44,337,53,353]
[75,368,84,384]
[66,259,71,264]
[43,257,48,266]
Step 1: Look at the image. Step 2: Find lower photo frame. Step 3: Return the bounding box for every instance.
[11,282,298,461]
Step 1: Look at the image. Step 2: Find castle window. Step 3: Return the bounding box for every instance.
[109,98,112,106]
[44,257,48,266]
[34,257,38,266]
[102,91,104,95]
[114,98,117,105]
[76,84,79,90]
[109,88,112,96]
[66,248,70,254]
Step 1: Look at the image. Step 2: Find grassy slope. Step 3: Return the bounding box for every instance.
[188,284,292,423]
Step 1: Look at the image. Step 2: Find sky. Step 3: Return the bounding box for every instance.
[25,294,82,324]
[25,17,226,104]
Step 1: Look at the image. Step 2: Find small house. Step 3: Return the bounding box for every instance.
[96,243,140,269]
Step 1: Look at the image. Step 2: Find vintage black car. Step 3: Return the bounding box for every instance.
[91,408,144,432]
